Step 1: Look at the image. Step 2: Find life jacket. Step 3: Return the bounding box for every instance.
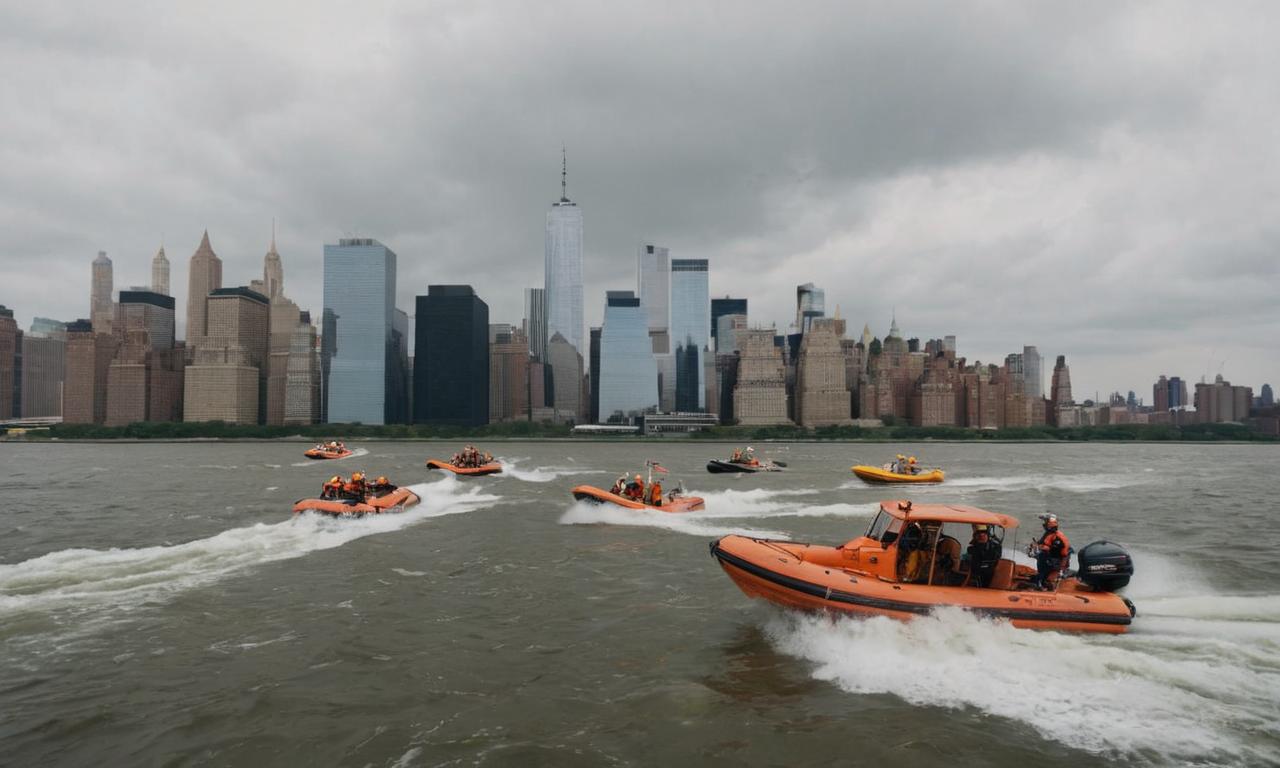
[648,484,662,505]
[1038,529,1069,558]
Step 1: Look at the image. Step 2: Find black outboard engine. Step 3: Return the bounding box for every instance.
[1076,541,1134,592]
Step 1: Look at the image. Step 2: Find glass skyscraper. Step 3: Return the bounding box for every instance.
[524,287,547,361]
[670,259,709,410]
[710,297,747,352]
[545,160,583,356]
[322,238,399,424]
[796,283,825,333]
[637,244,670,354]
[597,291,658,422]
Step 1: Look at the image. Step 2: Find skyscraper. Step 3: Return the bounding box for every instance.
[21,318,65,418]
[1023,345,1043,399]
[710,297,747,352]
[596,291,658,422]
[1153,375,1170,412]
[489,325,530,423]
[322,238,399,424]
[414,285,489,426]
[1261,383,1274,408]
[588,326,601,424]
[185,231,223,350]
[263,232,284,300]
[670,259,709,410]
[150,246,170,296]
[0,306,19,418]
[62,319,117,425]
[546,331,584,422]
[184,287,269,424]
[1049,355,1073,424]
[545,151,584,356]
[637,244,671,354]
[733,329,790,425]
[284,310,321,425]
[795,319,852,426]
[524,287,548,362]
[796,283,825,333]
[91,251,114,334]
[106,289,183,425]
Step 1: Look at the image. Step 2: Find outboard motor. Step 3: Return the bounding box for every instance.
[1076,540,1134,592]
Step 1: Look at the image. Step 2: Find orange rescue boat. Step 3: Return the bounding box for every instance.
[292,485,420,517]
[426,459,503,476]
[304,446,353,460]
[571,484,705,513]
[710,500,1135,634]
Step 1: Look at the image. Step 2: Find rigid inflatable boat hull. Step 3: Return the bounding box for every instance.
[710,535,1132,634]
[304,448,353,460]
[571,484,705,513]
[292,487,420,517]
[706,460,781,474]
[851,465,945,484]
[425,459,503,476]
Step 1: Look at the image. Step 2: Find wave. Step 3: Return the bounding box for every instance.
[0,476,498,630]
[934,474,1144,493]
[765,606,1279,765]
[558,501,790,539]
[690,487,877,520]
[499,458,587,483]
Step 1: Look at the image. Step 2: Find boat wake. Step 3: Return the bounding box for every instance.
[763,550,1280,765]
[500,458,586,483]
[558,501,790,540]
[0,476,499,640]
[691,488,877,520]
[842,473,1146,493]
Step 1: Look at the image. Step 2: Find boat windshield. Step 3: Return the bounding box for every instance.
[865,512,903,546]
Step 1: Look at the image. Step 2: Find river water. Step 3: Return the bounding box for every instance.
[1,441,1277,767]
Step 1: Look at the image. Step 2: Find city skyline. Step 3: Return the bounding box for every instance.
[1,4,1277,399]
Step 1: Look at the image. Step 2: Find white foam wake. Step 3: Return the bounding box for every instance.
[767,607,1280,764]
[692,488,876,520]
[0,476,498,625]
[558,501,790,540]
[499,458,585,483]
[763,550,1280,765]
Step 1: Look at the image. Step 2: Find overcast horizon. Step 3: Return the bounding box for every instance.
[1,1,1276,401]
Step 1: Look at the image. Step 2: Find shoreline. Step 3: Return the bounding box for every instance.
[2,436,1275,445]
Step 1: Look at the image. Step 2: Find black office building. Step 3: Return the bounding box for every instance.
[414,286,489,426]
[588,326,601,424]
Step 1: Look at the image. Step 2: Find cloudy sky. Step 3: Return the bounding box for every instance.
[1,1,1276,399]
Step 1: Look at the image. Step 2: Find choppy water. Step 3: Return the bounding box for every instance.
[1,441,1276,767]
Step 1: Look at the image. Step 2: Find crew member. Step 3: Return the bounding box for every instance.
[965,524,1002,588]
[344,472,367,499]
[647,478,663,506]
[1030,514,1070,589]
[321,475,342,500]
[625,474,645,500]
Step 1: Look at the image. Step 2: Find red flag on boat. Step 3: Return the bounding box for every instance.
[647,460,669,473]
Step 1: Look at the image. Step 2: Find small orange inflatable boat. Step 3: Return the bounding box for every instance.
[571,484,705,513]
[292,486,420,517]
[426,459,503,476]
[305,446,353,460]
[710,500,1135,634]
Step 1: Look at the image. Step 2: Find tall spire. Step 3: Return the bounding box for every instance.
[270,217,277,253]
[560,145,569,203]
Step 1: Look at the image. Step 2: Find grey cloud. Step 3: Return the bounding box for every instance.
[1,1,1276,401]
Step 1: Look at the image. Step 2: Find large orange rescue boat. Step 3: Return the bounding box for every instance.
[426,459,503,476]
[710,500,1135,634]
[571,484,705,513]
[292,485,419,517]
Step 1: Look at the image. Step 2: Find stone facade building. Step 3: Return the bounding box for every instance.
[546,331,584,422]
[0,306,19,418]
[63,320,118,424]
[733,329,790,425]
[105,290,182,426]
[185,231,223,356]
[490,326,530,423]
[794,319,852,426]
[184,287,268,424]
[284,313,321,425]
[21,329,65,418]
